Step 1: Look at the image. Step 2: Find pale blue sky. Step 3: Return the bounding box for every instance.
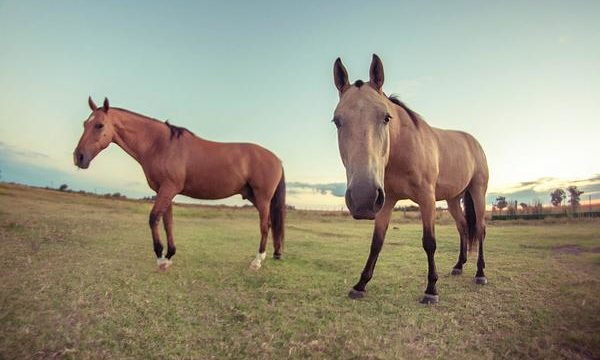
[1,1,599,207]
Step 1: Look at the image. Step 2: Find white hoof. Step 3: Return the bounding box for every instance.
[249,259,262,270]
[157,257,172,271]
[249,252,267,270]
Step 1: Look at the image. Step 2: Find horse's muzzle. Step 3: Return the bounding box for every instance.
[73,150,90,169]
[345,186,385,220]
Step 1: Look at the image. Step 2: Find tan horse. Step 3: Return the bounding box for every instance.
[74,97,285,270]
[332,55,489,304]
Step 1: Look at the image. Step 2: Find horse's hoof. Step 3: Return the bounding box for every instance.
[157,259,172,271]
[420,294,439,304]
[273,253,282,260]
[451,268,462,275]
[249,260,262,270]
[348,288,366,299]
[475,276,488,285]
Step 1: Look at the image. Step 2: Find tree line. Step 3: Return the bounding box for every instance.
[56,183,127,199]
[493,185,585,214]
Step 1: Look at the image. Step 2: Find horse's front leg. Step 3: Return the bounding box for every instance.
[419,195,439,304]
[163,204,176,261]
[149,185,178,271]
[348,198,395,299]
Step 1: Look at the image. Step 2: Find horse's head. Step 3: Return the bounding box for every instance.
[332,54,393,220]
[73,97,114,169]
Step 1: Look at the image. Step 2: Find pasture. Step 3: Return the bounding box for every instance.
[1,183,599,359]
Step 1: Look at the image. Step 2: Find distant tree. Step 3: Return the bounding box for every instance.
[519,202,528,213]
[59,184,68,191]
[494,196,508,214]
[567,186,584,208]
[550,189,565,207]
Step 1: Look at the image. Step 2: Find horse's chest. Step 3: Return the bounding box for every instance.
[143,171,163,192]
[384,167,424,199]
[140,160,182,192]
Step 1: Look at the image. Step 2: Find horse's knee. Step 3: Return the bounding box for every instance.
[149,212,160,227]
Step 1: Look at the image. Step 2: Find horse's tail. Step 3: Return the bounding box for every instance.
[464,190,478,252]
[270,168,286,258]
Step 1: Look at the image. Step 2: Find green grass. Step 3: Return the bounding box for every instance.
[1,183,599,359]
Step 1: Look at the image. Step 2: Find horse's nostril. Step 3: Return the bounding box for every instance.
[78,153,84,163]
[374,188,385,209]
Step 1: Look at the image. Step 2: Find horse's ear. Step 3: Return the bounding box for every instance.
[369,54,384,91]
[333,57,349,93]
[102,97,110,113]
[88,96,98,111]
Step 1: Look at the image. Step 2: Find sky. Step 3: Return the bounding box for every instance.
[1,0,599,209]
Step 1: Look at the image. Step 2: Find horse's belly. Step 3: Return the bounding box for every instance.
[180,185,240,200]
[435,176,471,200]
[183,174,243,199]
[181,191,238,200]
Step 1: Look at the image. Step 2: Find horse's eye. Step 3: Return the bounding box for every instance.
[332,118,341,129]
[95,123,104,129]
[384,114,391,124]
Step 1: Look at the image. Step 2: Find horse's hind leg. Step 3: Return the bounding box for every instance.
[249,196,270,270]
[469,185,488,284]
[447,197,467,275]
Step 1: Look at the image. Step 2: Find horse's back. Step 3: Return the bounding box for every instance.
[180,139,282,199]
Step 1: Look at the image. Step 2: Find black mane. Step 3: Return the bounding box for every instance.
[112,107,192,140]
[387,94,420,127]
[165,121,189,139]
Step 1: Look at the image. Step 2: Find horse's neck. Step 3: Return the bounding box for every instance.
[392,105,424,142]
[111,109,166,163]
[389,104,435,165]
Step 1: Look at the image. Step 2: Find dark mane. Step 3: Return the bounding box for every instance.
[165,121,189,139]
[354,79,365,87]
[387,94,420,127]
[113,107,193,140]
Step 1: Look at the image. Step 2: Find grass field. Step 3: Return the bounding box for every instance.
[1,183,599,359]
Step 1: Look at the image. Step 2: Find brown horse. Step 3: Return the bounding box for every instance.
[74,97,285,270]
[332,55,489,304]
